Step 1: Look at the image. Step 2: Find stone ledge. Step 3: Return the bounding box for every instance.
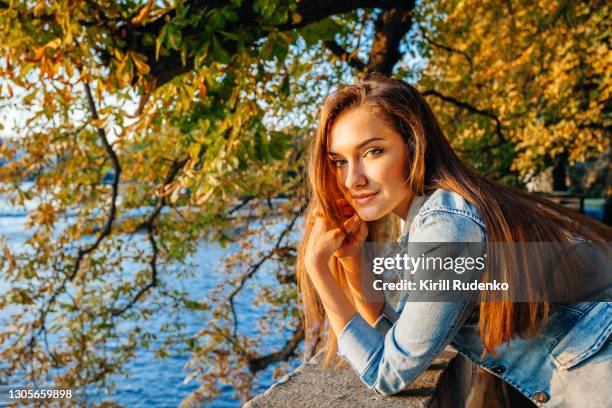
[244,346,466,408]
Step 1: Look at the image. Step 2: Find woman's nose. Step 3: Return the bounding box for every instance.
[345,161,367,190]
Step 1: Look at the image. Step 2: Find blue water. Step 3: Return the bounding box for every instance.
[0,194,304,407]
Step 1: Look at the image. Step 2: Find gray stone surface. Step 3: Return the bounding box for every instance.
[243,347,461,408]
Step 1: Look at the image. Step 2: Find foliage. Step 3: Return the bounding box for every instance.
[0,0,608,405]
[417,0,610,186]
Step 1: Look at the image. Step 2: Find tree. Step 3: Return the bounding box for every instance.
[416,0,610,188]
[0,0,608,405]
[0,0,417,405]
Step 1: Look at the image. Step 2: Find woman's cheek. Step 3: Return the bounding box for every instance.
[374,156,400,182]
[389,152,408,180]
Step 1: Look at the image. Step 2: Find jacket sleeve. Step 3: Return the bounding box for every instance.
[337,209,486,396]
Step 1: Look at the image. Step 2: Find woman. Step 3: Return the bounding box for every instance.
[295,75,612,407]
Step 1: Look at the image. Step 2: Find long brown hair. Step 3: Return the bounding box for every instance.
[295,75,612,365]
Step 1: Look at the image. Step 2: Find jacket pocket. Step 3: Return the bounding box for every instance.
[550,302,612,370]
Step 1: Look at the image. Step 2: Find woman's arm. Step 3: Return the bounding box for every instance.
[336,210,487,396]
[306,256,357,338]
[338,255,384,326]
[305,201,378,337]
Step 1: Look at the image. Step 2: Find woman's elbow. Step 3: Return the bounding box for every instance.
[373,381,405,397]
[370,371,412,397]
[373,385,395,397]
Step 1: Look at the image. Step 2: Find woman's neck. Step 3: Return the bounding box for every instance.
[392,192,415,221]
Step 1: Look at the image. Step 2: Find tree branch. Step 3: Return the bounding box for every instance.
[323,40,367,71]
[110,230,159,317]
[111,157,190,317]
[127,0,404,88]
[419,29,474,72]
[227,203,306,337]
[422,89,507,148]
[6,0,408,88]
[247,321,304,373]
[32,81,122,339]
[367,1,416,75]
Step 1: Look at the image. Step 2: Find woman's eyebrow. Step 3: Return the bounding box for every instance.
[328,137,386,156]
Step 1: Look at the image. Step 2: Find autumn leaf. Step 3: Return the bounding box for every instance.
[130,52,151,75]
[131,1,154,25]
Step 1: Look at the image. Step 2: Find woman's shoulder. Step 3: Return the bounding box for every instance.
[418,188,486,229]
[408,188,487,242]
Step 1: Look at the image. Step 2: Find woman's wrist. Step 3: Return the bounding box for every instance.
[305,253,331,277]
[337,253,361,271]
[337,255,365,293]
[339,255,384,325]
[306,251,382,327]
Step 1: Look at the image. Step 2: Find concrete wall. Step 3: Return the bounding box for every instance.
[244,346,475,408]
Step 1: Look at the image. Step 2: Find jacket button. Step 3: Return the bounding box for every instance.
[532,391,549,403]
[491,365,506,374]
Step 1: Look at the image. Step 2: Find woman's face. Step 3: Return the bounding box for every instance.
[328,106,414,221]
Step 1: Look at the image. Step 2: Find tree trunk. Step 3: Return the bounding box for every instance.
[603,194,612,226]
[552,152,568,191]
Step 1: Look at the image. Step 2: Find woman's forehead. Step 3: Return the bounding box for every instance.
[328,108,397,155]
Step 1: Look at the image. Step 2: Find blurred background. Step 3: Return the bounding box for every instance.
[0,0,609,406]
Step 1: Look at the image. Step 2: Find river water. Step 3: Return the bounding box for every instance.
[0,192,303,407]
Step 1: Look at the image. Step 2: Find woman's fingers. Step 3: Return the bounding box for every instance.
[313,200,355,220]
[328,227,346,243]
[354,219,368,241]
[342,207,354,217]
[309,202,359,234]
[309,207,322,224]
[343,214,359,232]
[337,198,355,216]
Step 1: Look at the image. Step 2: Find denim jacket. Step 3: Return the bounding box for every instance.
[337,188,612,407]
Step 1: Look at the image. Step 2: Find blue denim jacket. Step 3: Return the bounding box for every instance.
[337,188,612,407]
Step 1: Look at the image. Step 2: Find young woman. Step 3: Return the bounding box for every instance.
[296,75,612,407]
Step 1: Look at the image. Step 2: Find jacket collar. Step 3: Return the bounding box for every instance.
[397,194,427,245]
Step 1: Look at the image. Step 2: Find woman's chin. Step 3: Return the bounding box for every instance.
[357,207,385,222]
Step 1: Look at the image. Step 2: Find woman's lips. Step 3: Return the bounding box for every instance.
[353,192,379,205]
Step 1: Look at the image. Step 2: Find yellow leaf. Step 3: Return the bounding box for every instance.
[31,46,46,62]
[46,38,62,49]
[113,48,126,62]
[130,52,151,75]
[89,117,106,128]
[131,1,154,25]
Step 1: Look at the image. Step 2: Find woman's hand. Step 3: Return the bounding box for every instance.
[306,198,368,270]
[305,199,381,328]
[334,198,368,259]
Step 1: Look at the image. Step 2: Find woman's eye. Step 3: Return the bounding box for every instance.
[333,159,347,167]
[367,148,384,157]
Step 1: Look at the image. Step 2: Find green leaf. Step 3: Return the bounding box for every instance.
[259,36,274,60]
[167,24,183,50]
[299,18,343,46]
[23,89,38,105]
[208,9,226,30]
[219,30,240,41]
[269,131,289,160]
[194,42,209,69]
[211,34,230,64]
[183,299,210,311]
[223,9,239,23]
[156,23,169,60]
